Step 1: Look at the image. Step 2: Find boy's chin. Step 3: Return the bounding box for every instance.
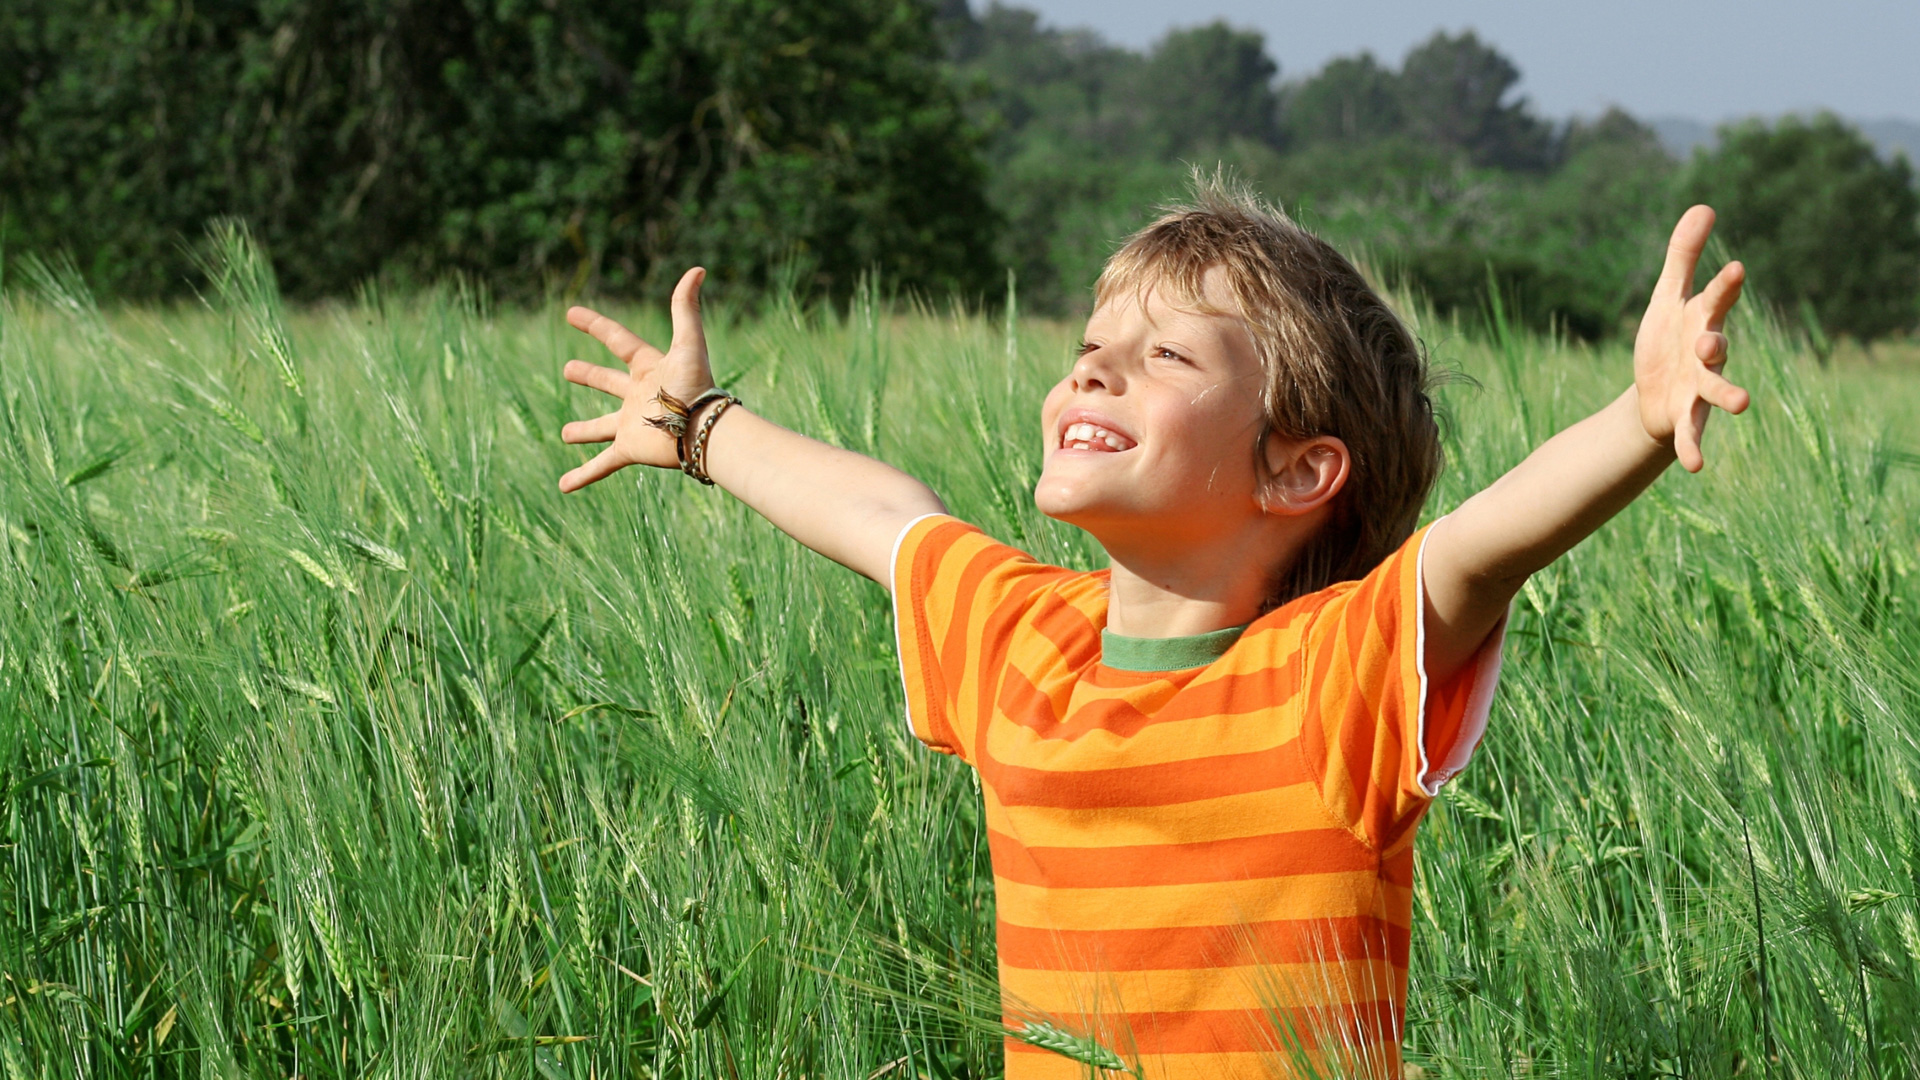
[1033,482,1087,522]
[1032,480,1133,530]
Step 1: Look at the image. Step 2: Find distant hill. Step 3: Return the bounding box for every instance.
[1860,119,1920,165]
[1651,115,1920,165]
[1648,117,1714,157]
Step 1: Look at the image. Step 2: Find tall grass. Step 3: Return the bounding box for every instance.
[2,231,1919,1078]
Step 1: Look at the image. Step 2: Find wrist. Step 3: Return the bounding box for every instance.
[678,390,742,486]
[1620,386,1676,462]
[683,391,729,434]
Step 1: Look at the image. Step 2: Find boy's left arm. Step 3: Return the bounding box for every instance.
[1421,205,1749,681]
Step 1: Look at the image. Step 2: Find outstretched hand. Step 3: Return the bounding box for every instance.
[557,267,714,492]
[1634,206,1750,473]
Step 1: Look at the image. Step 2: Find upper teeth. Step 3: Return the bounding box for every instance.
[1064,422,1128,450]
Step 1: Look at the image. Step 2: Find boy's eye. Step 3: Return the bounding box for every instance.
[1075,340,1097,356]
[1154,346,1190,364]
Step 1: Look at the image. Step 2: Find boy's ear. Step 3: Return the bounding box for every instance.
[1258,434,1349,516]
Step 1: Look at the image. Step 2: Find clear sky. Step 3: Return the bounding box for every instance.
[1001,0,1920,123]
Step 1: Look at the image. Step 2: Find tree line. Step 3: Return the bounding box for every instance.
[0,0,997,301]
[942,4,1920,340]
[2,0,1916,339]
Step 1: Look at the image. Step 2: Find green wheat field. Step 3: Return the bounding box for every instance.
[4,230,1920,1079]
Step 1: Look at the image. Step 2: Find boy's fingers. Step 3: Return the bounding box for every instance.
[1694,331,1728,365]
[1655,205,1716,300]
[1698,369,1751,415]
[568,306,662,367]
[561,413,620,444]
[1673,405,1706,473]
[563,360,627,397]
[565,305,601,332]
[668,267,708,358]
[1697,261,1745,330]
[558,447,626,493]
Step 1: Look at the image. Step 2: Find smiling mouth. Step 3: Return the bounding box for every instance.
[1061,421,1136,452]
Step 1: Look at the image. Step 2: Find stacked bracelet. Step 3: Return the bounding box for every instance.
[681,391,740,486]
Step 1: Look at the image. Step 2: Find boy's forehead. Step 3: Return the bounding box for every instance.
[1090,269,1246,332]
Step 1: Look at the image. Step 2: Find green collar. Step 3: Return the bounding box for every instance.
[1100,623,1249,673]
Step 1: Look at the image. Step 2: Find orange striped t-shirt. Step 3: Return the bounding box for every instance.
[890,515,1506,1080]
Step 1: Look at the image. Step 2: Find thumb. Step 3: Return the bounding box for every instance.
[669,267,708,358]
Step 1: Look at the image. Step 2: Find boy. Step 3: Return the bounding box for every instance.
[555,180,1747,1078]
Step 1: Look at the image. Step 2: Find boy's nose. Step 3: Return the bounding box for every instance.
[1070,351,1122,394]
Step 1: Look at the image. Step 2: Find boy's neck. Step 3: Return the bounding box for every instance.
[1100,525,1307,638]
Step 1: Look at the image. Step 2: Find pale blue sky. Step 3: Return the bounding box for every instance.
[1000,0,1920,124]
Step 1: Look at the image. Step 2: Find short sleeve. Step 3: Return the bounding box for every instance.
[889,515,1084,763]
[1297,521,1507,853]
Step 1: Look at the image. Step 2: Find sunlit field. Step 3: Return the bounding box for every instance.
[4,234,1920,1079]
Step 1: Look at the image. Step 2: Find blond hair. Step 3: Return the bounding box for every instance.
[1096,174,1441,606]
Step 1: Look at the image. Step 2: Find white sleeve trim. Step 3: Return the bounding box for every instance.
[1411,518,1509,797]
[889,513,949,747]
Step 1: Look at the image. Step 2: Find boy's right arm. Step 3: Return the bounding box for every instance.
[556,267,947,586]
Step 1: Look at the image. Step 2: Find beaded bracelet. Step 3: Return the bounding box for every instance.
[682,392,740,485]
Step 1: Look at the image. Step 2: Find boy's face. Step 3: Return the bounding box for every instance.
[1036,267,1272,547]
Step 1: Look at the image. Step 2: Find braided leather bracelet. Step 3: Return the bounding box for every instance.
[682,391,740,485]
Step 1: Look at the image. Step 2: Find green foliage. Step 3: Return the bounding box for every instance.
[1226,111,1677,339]
[1387,112,1680,339]
[0,0,997,302]
[1391,31,1555,172]
[946,10,1291,311]
[1274,41,1672,337]
[1137,22,1281,155]
[945,7,1166,311]
[6,232,1920,1078]
[1284,31,1555,170]
[946,11,1670,332]
[1684,113,1920,341]
[1281,53,1403,146]
[947,11,1916,343]
[10,0,1920,351]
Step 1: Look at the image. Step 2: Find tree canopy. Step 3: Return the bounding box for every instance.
[947,9,1920,340]
[947,14,1666,328]
[0,0,998,301]
[1685,114,1920,340]
[3,0,1917,340]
